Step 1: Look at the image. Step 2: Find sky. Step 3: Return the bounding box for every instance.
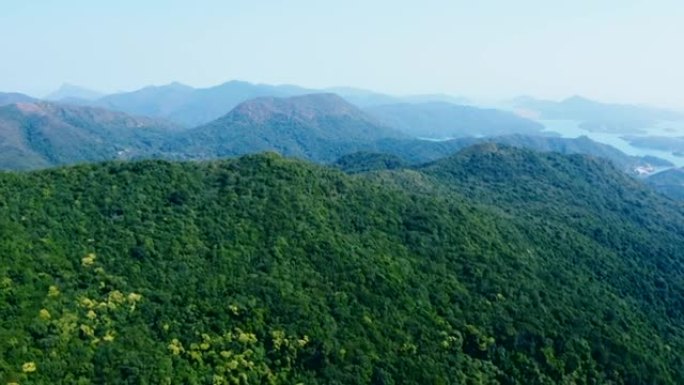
[1,0,683,108]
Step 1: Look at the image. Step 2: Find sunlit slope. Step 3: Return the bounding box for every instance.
[0,149,682,384]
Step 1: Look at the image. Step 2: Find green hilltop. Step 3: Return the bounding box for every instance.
[1,146,683,384]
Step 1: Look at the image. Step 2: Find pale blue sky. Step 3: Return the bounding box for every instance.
[1,0,683,107]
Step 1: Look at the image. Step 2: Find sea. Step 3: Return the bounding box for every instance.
[539,119,684,168]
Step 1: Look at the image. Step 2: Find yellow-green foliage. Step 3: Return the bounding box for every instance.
[1,154,684,384]
[167,326,309,385]
[1,252,145,382]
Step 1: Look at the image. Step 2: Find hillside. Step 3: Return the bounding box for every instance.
[0,92,37,106]
[364,134,672,172]
[647,167,684,199]
[171,93,405,162]
[45,83,104,102]
[366,102,544,138]
[1,149,683,384]
[333,151,409,173]
[0,102,180,169]
[95,81,314,126]
[0,95,671,174]
[93,81,473,127]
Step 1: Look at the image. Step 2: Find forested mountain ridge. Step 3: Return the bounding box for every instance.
[169,93,406,162]
[0,101,181,170]
[1,146,683,384]
[356,134,672,172]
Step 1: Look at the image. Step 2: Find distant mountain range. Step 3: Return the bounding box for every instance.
[0,92,672,172]
[366,102,544,138]
[325,86,470,107]
[93,81,315,127]
[45,83,104,102]
[1,83,680,178]
[40,81,471,127]
[512,95,684,133]
[32,81,684,139]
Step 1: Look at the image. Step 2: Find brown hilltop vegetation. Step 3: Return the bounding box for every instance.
[0,101,180,169]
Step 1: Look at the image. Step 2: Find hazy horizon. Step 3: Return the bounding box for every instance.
[2,0,683,108]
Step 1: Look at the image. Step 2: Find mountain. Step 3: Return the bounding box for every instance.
[323,86,401,106]
[45,83,104,102]
[93,81,472,127]
[647,167,684,199]
[0,92,37,106]
[361,134,672,172]
[512,95,684,133]
[402,93,471,105]
[0,94,671,174]
[472,134,673,170]
[94,82,198,123]
[325,87,469,107]
[170,93,406,162]
[365,102,544,138]
[1,148,683,384]
[0,93,673,175]
[95,81,314,126]
[0,101,180,169]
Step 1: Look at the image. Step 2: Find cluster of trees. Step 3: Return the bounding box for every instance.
[0,147,683,384]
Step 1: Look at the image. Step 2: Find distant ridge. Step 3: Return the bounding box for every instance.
[83,80,471,126]
[366,102,544,138]
[95,81,315,126]
[0,92,36,106]
[647,167,684,199]
[45,83,104,102]
[0,95,672,172]
[345,134,672,172]
[0,101,180,169]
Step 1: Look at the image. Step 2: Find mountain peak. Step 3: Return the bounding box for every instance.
[166,81,193,90]
[142,82,193,92]
[230,93,363,123]
[562,95,593,104]
[45,83,104,101]
[181,93,405,162]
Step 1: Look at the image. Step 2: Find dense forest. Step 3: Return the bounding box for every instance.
[1,146,683,384]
